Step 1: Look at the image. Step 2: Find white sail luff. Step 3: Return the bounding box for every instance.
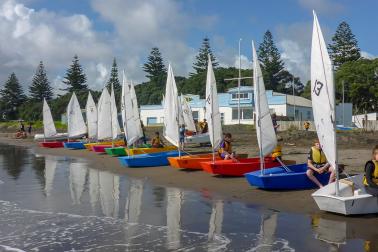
[252,41,277,157]
[130,80,144,139]
[43,99,57,138]
[86,92,98,139]
[97,88,112,140]
[205,56,222,148]
[67,92,87,138]
[163,64,180,147]
[311,11,337,170]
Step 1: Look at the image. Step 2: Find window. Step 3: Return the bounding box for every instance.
[231,92,249,100]
[192,111,199,120]
[147,117,157,125]
[307,111,311,119]
[232,108,253,120]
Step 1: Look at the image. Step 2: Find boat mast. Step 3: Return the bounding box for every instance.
[211,83,216,163]
[332,66,339,196]
[256,76,265,175]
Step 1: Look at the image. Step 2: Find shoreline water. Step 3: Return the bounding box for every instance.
[0,136,374,218]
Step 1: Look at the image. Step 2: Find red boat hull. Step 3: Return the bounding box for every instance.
[200,157,295,177]
[39,141,64,148]
[92,144,125,153]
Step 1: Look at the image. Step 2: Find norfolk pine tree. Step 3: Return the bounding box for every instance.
[29,61,53,101]
[62,55,87,93]
[328,21,361,68]
[0,73,26,119]
[192,37,218,75]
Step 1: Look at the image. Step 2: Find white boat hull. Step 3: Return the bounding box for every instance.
[185,133,210,144]
[312,174,378,215]
[34,133,68,141]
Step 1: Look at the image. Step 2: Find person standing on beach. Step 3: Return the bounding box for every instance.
[19,121,25,132]
[27,122,32,135]
[179,124,185,150]
[363,145,378,196]
[306,139,335,188]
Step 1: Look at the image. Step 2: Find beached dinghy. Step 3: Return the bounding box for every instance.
[119,150,185,167]
[245,163,330,190]
[244,42,308,187]
[63,92,87,149]
[168,56,222,170]
[310,12,378,215]
[39,99,66,148]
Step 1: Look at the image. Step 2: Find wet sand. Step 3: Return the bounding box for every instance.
[1,135,374,217]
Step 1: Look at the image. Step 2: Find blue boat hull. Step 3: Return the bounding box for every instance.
[244,163,331,190]
[63,142,85,149]
[118,151,184,167]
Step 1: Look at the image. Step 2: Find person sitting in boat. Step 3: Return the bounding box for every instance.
[218,133,236,160]
[306,140,335,188]
[363,145,378,196]
[271,136,283,162]
[151,132,164,148]
[200,119,208,134]
[179,124,185,150]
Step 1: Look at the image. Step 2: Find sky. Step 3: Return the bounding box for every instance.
[0,0,377,95]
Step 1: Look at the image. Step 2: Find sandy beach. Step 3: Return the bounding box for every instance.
[1,127,376,216]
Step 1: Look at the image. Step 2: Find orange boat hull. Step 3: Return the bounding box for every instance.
[168,153,220,170]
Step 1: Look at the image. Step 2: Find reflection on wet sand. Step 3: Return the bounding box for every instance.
[44,157,57,197]
[208,200,224,240]
[99,170,120,217]
[256,211,278,252]
[312,215,378,252]
[89,168,100,211]
[125,178,144,242]
[166,187,183,250]
[69,162,87,205]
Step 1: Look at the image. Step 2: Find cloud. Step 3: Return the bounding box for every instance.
[361,51,377,59]
[298,0,344,14]
[0,0,113,94]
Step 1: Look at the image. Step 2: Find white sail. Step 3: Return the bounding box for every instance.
[97,88,112,140]
[89,168,99,211]
[43,98,57,138]
[166,187,182,250]
[99,171,120,217]
[69,162,87,205]
[121,73,140,146]
[130,80,144,139]
[86,92,98,139]
[205,56,222,148]
[67,92,87,138]
[110,84,121,140]
[163,64,180,147]
[181,96,196,132]
[44,157,57,197]
[252,41,277,156]
[311,11,336,170]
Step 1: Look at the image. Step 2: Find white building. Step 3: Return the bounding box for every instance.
[352,112,378,128]
[140,86,314,126]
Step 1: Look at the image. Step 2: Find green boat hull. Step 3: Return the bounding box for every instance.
[105,144,152,156]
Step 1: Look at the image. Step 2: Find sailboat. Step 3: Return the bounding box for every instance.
[84,87,124,151]
[311,11,378,215]
[63,92,87,149]
[168,56,222,170]
[200,48,294,176]
[86,91,98,141]
[182,95,211,144]
[92,84,122,153]
[245,43,327,188]
[38,98,68,147]
[118,64,184,167]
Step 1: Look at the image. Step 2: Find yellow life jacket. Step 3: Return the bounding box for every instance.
[311,147,327,164]
[271,145,282,159]
[363,160,378,186]
[218,141,232,155]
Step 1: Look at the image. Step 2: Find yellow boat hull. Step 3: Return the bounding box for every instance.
[127,146,177,155]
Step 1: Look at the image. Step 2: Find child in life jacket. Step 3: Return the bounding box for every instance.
[218,133,236,161]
